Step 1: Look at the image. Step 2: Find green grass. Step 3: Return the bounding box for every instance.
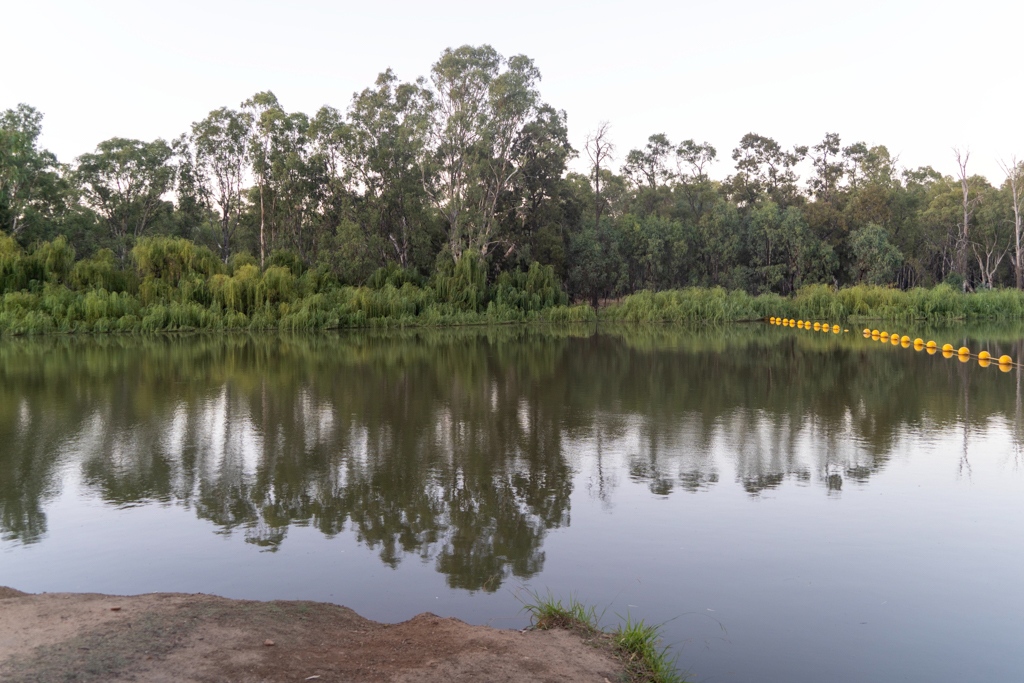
[598,283,1024,324]
[518,590,685,683]
[614,612,684,683]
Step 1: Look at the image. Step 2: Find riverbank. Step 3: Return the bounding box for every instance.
[0,587,625,682]
[7,236,1024,336]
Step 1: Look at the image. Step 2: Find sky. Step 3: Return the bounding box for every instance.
[4,0,1023,184]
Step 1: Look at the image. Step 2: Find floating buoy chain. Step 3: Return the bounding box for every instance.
[767,317,845,334]
[764,318,1016,371]
[857,327,1017,371]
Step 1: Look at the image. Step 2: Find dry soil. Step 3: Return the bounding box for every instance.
[0,587,626,682]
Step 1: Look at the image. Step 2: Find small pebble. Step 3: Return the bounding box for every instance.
[264,639,275,647]
[110,607,121,611]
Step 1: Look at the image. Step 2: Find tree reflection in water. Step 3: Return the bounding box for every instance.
[2,324,1022,590]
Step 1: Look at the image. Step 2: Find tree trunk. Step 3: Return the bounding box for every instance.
[259,184,266,269]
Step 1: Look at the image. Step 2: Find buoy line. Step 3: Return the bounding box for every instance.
[857,326,1017,371]
[764,317,1017,372]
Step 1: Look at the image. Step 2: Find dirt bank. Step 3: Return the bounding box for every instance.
[0,587,625,682]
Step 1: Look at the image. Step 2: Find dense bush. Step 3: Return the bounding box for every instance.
[4,236,1024,336]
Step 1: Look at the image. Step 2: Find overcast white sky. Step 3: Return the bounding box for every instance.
[4,0,1022,184]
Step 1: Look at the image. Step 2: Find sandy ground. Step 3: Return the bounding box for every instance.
[0,587,625,682]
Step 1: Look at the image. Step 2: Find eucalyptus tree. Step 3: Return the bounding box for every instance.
[584,122,614,228]
[422,45,542,262]
[998,157,1024,289]
[191,107,251,262]
[803,133,848,247]
[499,104,575,271]
[264,109,317,262]
[242,91,285,267]
[0,104,61,236]
[674,139,717,220]
[971,176,1009,289]
[344,68,432,268]
[850,223,904,285]
[623,133,674,190]
[622,133,676,217]
[76,137,175,259]
[727,133,807,208]
[953,149,983,288]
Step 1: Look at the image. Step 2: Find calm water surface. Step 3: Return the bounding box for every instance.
[2,324,1023,682]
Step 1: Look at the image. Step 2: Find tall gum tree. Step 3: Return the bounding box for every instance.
[76,137,175,260]
[423,45,541,262]
[584,122,614,229]
[0,104,61,237]
[191,107,251,263]
[999,157,1024,289]
[953,148,982,288]
[242,91,285,268]
[344,69,432,269]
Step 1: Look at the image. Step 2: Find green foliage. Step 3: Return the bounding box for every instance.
[267,249,306,276]
[850,223,903,285]
[430,251,489,311]
[518,590,684,683]
[72,249,131,292]
[132,236,223,283]
[614,613,684,683]
[520,590,600,634]
[368,262,425,289]
[492,262,567,311]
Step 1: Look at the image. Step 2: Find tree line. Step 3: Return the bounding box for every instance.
[4,44,1024,306]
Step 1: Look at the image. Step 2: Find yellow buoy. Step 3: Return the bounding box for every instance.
[863,328,870,335]
[770,317,775,324]
[1000,363,1013,373]
[914,338,924,346]
[901,336,911,344]
[880,332,889,340]
[813,322,821,330]
[942,344,954,352]
[958,346,970,356]
[942,349,955,359]
[872,330,880,336]
[797,320,804,328]
[832,325,840,333]
[959,353,970,363]
[927,347,937,355]
[891,336,900,345]
[999,355,1013,365]
[926,341,937,348]
[979,358,991,368]
[978,351,991,361]
[901,339,911,348]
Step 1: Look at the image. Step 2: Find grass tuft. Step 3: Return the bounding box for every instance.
[518,590,686,683]
[614,612,685,683]
[520,590,601,635]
